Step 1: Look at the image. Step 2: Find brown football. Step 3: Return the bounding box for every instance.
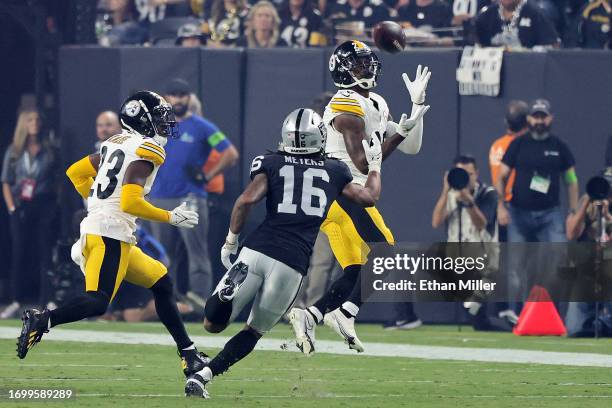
[372,21,406,54]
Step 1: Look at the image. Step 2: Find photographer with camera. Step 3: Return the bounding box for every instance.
[564,169,612,337]
[432,155,513,329]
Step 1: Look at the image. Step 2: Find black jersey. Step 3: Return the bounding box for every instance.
[279,6,325,48]
[243,152,353,275]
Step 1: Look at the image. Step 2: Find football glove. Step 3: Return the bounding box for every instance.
[396,104,430,138]
[402,65,431,105]
[362,134,382,173]
[169,202,199,228]
[221,231,239,269]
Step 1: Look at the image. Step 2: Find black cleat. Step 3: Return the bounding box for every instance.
[179,347,211,377]
[219,262,249,301]
[185,373,210,398]
[17,309,50,359]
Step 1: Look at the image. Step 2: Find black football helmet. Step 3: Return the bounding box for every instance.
[119,90,177,139]
[329,40,381,90]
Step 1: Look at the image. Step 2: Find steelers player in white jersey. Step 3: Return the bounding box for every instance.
[17,91,210,381]
[290,40,431,354]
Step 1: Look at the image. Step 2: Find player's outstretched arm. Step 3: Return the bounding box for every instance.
[333,114,369,175]
[66,153,100,199]
[383,104,431,158]
[120,160,198,228]
[341,136,382,206]
[221,173,268,268]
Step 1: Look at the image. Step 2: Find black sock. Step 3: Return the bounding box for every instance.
[204,294,233,325]
[313,264,360,314]
[150,275,192,350]
[49,292,109,327]
[209,328,259,376]
[347,272,363,308]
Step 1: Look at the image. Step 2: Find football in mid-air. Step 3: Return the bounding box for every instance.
[372,21,406,54]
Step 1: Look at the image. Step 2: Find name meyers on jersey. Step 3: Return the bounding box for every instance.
[283,156,325,166]
[373,279,497,292]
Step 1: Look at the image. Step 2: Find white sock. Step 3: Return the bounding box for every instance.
[199,366,213,381]
[182,343,195,351]
[307,306,323,323]
[341,301,360,317]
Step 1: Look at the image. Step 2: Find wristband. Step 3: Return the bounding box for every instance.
[226,229,239,244]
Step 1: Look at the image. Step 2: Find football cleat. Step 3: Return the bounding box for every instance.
[179,347,211,377]
[324,308,364,353]
[185,368,212,399]
[16,309,50,359]
[288,308,316,356]
[218,262,249,302]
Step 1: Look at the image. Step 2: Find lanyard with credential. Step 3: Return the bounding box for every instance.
[23,152,39,177]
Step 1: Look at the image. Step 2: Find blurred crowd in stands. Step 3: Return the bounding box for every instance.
[93,0,612,49]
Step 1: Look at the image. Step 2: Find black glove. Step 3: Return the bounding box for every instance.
[185,165,208,187]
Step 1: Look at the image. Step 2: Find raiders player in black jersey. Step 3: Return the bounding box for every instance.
[184,108,382,398]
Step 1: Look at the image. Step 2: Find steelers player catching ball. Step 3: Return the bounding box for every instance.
[17,91,210,381]
[290,40,431,354]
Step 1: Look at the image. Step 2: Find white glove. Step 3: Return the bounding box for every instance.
[221,231,239,269]
[402,65,431,105]
[396,104,431,138]
[362,134,382,173]
[169,202,199,228]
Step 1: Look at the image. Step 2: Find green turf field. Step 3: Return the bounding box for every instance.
[0,320,611,407]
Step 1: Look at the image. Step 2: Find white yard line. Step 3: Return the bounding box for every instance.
[1,327,612,368]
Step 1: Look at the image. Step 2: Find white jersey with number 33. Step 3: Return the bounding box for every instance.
[80,131,166,243]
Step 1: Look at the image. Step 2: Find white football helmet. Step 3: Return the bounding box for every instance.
[279,108,326,155]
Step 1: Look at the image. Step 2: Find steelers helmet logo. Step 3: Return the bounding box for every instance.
[124,100,141,117]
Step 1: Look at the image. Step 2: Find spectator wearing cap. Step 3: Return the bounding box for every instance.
[148,78,239,305]
[176,22,206,46]
[475,0,560,48]
[495,99,578,302]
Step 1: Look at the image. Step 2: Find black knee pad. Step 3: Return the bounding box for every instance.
[150,275,174,298]
[85,291,110,316]
[204,295,232,325]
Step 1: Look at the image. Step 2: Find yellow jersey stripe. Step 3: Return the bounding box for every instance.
[136,146,165,165]
[330,103,365,117]
[331,97,360,104]
[140,144,166,159]
[142,142,165,156]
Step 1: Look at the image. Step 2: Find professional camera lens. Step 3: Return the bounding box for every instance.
[447,167,469,190]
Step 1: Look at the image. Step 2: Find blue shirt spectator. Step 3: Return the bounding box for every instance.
[150,115,232,199]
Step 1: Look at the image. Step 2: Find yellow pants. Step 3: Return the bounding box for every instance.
[321,196,394,270]
[83,234,167,301]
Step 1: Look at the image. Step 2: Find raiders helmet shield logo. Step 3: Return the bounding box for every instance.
[124,100,141,117]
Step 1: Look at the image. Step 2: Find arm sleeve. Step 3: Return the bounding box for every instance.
[66,156,97,199]
[208,129,231,153]
[249,154,270,180]
[397,103,425,154]
[135,141,166,166]
[560,141,576,171]
[477,188,498,228]
[475,11,492,46]
[1,147,15,184]
[120,184,170,223]
[501,137,519,168]
[536,10,560,45]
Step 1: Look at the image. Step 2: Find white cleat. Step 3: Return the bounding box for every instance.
[185,367,212,399]
[324,308,364,353]
[288,308,316,356]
